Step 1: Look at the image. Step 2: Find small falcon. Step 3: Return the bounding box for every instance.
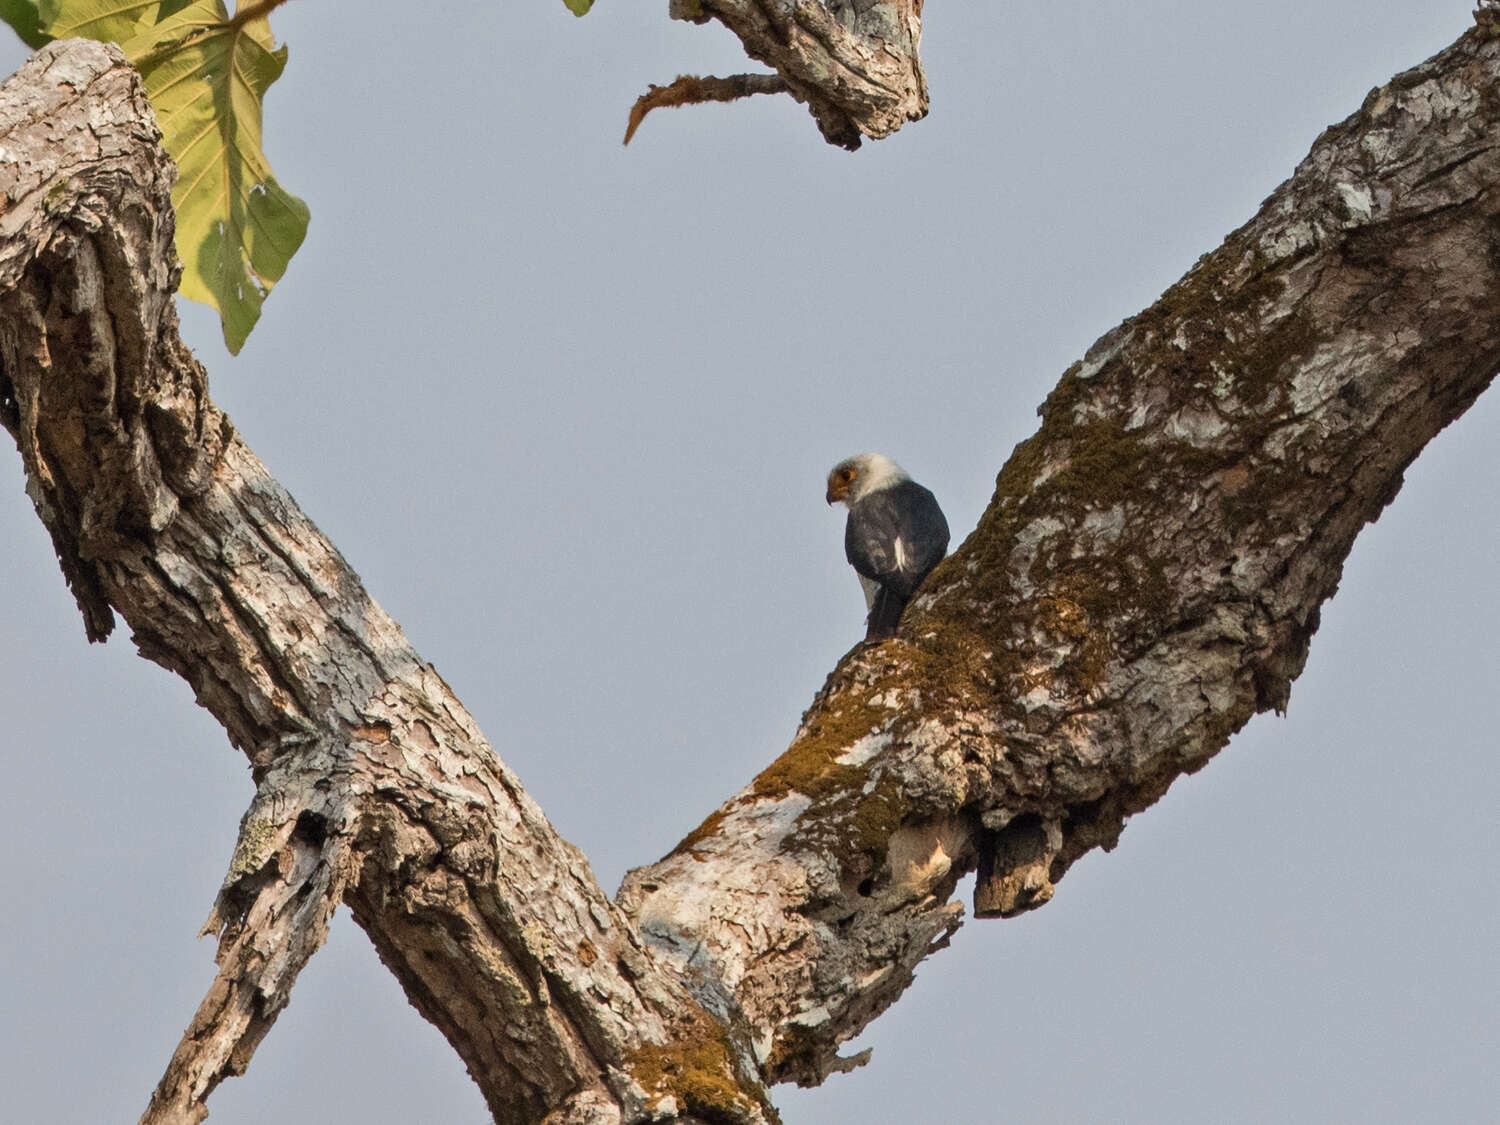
[826,453,950,641]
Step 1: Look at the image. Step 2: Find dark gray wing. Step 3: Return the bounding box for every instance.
[845,481,950,598]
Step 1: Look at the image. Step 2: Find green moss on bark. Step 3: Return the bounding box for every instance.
[629,1021,775,1124]
[749,692,889,803]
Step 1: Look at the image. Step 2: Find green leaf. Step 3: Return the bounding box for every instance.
[562,0,593,15]
[27,0,305,352]
[0,0,51,48]
[37,0,172,44]
[122,1,307,353]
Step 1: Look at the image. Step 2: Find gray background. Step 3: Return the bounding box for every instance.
[2,3,1496,1122]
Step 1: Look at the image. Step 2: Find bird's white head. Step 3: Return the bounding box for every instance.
[825,453,910,507]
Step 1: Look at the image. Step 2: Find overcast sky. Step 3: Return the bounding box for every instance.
[2,3,1496,1123]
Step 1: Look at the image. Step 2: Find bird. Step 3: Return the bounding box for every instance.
[825,453,950,641]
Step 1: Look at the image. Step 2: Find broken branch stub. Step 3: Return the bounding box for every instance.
[656,0,928,148]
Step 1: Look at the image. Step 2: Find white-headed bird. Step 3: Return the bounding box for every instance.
[826,453,950,642]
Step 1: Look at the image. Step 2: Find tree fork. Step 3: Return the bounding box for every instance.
[4,17,1500,1123]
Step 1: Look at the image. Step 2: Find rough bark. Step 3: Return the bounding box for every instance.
[619,17,1500,1086]
[3,18,1499,1125]
[663,0,927,148]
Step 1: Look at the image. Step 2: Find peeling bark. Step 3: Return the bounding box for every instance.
[4,20,1500,1125]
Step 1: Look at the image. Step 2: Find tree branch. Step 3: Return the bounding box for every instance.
[624,73,789,145]
[660,0,927,149]
[619,20,1500,1084]
[0,41,771,1125]
[4,18,1500,1124]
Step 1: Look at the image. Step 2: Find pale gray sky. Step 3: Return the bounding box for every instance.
[2,3,1495,1123]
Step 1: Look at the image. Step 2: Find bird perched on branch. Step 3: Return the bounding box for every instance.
[826,453,950,641]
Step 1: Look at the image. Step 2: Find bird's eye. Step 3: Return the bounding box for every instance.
[840,469,856,483]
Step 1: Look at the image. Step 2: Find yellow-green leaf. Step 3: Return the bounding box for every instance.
[37,0,185,46]
[122,1,307,353]
[562,0,594,15]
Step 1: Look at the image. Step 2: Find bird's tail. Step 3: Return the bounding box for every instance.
[865,587,908,641]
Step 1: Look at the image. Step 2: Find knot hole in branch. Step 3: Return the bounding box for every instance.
[973,815,1063,919]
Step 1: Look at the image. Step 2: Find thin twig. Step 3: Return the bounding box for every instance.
[230,0,294,30]
[623,72,789,144]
